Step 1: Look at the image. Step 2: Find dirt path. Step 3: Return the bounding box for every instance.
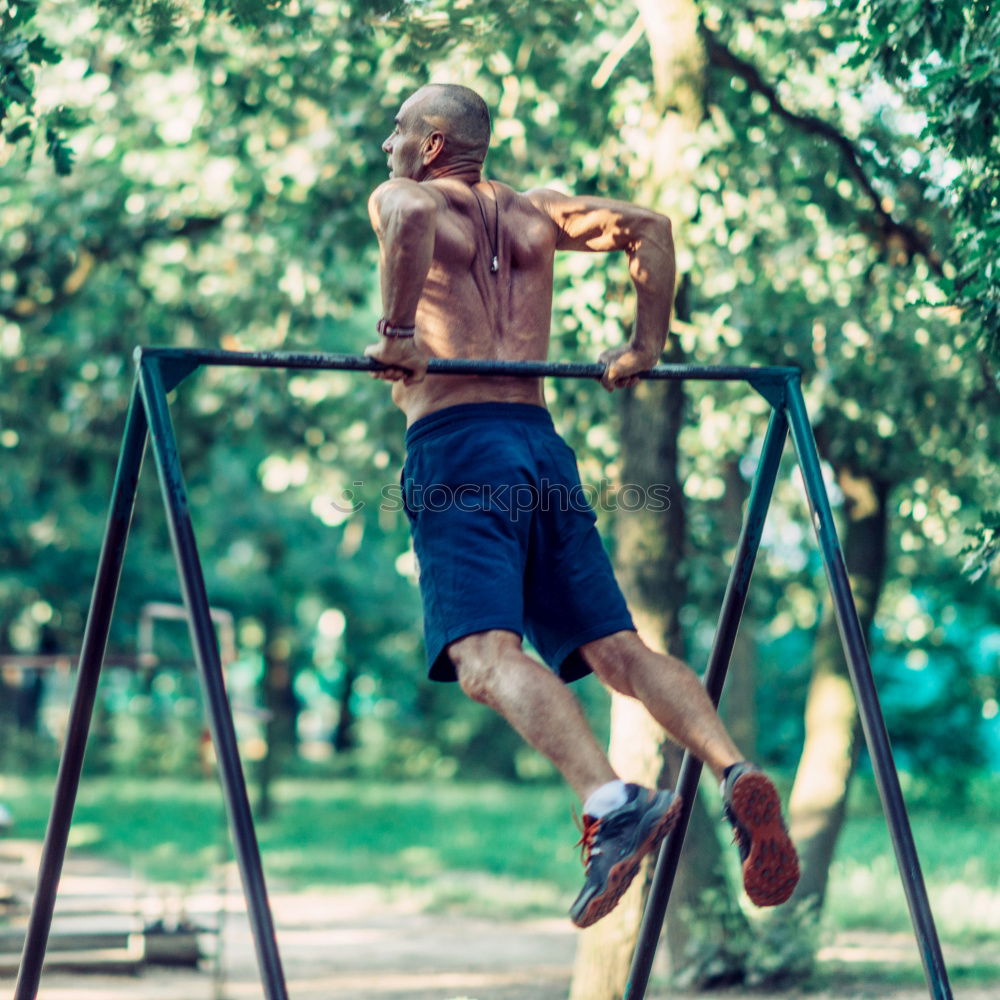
[29,889,578,1000]
[3,839,996,999]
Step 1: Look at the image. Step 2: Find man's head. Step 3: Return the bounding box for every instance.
[382,84,491,181]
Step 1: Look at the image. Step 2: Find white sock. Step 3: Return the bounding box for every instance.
[583,779,629,818]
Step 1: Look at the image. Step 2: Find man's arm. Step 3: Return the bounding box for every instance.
[364,180,437,384]
[526,188,676,391]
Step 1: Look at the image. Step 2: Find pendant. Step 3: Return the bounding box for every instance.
[491,255,499,273]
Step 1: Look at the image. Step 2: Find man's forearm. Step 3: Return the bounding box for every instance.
[627,215,676,358]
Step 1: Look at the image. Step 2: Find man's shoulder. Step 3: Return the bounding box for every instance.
[374,178,448,201]
[519,186,587,234]
[522,185,570,209]
[493,183,560,212]
[485,183,565,233]
[369,179,446,216]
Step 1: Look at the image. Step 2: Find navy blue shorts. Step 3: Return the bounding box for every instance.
[401,402,635,683]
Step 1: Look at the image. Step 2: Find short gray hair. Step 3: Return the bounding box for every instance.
[417,84,491,163]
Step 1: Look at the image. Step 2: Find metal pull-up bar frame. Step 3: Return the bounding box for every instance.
[15,346,953,1000]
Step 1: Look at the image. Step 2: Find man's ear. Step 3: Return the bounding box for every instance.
[422,131,445,165]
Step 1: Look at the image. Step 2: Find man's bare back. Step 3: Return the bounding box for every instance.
[364,84,677,424]
[371,178,556,421]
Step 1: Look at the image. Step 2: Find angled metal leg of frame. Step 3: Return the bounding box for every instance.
[784,381,953,1000]
[15,380,149,1000]
[624,405,789,1000]
[137,358,289,1000]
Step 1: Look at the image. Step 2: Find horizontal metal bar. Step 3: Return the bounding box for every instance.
[135,346,797,383]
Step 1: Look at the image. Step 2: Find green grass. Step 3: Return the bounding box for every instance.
[826,807,1000,945]
[805,960,1000,993]
[5,771,997,992]
[3,772,1000,942]
[0,774,583,915]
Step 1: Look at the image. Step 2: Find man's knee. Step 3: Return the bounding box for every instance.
[580,630,646,697]
[581,630,688,698]
[448,630,521,705]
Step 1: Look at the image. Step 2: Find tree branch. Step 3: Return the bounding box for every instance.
[592,15,645,90]
[699,23,943,276]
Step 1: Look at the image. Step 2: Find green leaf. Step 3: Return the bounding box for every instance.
[6,1,39,30]
[26,34,63,65]
[2,74,34,107]
[6,120,32,142]
[0,37,30,61]
[45,126,74,175]
[48,104,83,129]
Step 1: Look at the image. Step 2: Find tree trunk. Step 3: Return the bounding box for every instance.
[257,624,300,819]
[571,358,748,996]
[332,650,358,754]
[570,368,686,999]
[570,3,754,994]
[758,466,890,979]
[657,457,758,989]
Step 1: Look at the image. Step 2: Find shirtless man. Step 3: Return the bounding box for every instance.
[364,84,799,928]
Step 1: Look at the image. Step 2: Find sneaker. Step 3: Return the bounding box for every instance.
[722,762,800,907]
[569,784,682,928]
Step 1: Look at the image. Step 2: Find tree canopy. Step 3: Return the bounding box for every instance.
[2,4,998,983]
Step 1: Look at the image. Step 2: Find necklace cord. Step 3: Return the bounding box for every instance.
[473,181,500,273]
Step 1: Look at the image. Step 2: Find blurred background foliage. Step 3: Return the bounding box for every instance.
[1,0,999,988]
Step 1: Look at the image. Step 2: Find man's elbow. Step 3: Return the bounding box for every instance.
[646,211,673,248]
[625,210,672,254]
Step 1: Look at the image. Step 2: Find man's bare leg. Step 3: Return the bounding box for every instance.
[448,629,616,802]
[581,629,800,906]
[448,628,684,927]
[580,629,742,779]
[448,627,743,791]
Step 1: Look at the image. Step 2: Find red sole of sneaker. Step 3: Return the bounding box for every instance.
[729,772,800,907]
[573,795,683,929]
